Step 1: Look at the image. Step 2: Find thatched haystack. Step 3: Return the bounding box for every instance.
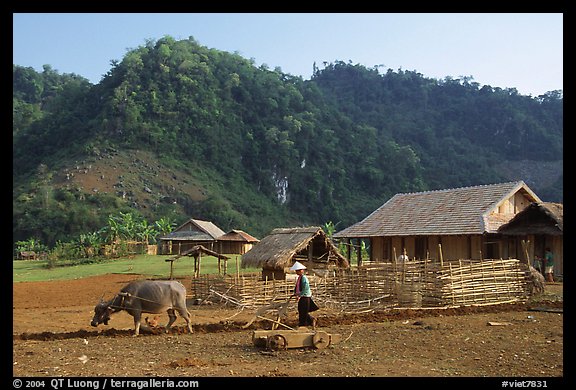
[527,265,546,295]
[241,226,349,280]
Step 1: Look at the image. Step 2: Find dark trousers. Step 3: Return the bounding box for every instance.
[298,297,314,326]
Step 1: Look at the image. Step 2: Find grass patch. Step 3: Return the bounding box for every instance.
[13,254,261,283]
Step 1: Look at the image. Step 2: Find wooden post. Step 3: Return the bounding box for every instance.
[236,256,240,277]
[458,259,464,304]
[449,262,454,305]
[402,254,406,284]
[393,247,397,264]
[438,244,444,267]
[346,238,352,261]
[168,260,174,279]
[521,240,530,266]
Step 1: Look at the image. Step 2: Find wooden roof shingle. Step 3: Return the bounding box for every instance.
[333,181,541,238]
[159,218,225,241]
[217,229,260,243]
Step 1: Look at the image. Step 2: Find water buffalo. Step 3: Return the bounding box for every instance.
[91,279,193,336]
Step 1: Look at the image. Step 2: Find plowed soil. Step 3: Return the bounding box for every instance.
[13,274,564,379]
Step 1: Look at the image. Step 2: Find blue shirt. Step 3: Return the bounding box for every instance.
[296,274,312,297]
[544,251,554,267]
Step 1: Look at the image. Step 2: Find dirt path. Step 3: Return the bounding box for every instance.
[13,274,564,378]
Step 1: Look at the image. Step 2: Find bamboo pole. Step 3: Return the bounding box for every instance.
[459,259,465,304]
[449,262,454,305]
[438,244,444,267]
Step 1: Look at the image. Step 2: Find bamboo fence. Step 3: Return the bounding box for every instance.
[190,258,531,311]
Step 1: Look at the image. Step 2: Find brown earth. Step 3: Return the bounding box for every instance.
[53,149,206,213]
[13,274,564,380]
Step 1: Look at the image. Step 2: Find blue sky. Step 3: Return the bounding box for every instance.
[13,13,563,97]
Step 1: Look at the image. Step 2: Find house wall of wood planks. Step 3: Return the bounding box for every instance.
[371,235,487,262]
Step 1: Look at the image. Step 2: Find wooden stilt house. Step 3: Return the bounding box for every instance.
[216,229,260,255]
[333,181,545,266]
[158,218,225,255]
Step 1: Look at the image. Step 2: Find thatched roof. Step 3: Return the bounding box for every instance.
[334,181,541,238]
[241,226,349,270]
[498,202,563,236]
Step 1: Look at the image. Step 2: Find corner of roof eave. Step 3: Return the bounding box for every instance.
[484,181,542,217]
[479,215,489,234]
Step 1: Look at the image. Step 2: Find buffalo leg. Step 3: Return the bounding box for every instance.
[132,311,152,336]
[165,309,177,332]
[133,312,143,336]
[176,306,193,333]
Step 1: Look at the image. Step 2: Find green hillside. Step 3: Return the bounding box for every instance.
[13,36,563,249]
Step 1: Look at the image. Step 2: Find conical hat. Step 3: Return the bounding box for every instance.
[289,261,307,271]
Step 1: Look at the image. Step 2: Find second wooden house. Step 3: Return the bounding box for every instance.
[158,218,225,255]
[333,181,549,267]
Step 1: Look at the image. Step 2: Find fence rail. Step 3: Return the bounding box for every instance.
[190,258,531,311]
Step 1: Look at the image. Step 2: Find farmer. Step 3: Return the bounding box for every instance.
[290,261,319,329]
[544,247,555,283]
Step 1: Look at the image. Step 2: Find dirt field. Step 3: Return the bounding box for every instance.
[13,273,564,379]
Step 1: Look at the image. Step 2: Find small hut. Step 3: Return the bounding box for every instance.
[216,229,260,255]
[241,226,349,280]
[158,218,225,255]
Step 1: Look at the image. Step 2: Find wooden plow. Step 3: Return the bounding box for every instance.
[243,297,342,350]
[252,329,342,351]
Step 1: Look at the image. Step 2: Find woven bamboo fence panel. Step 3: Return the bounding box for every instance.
[190,258,530,310]
[191,273,295,308]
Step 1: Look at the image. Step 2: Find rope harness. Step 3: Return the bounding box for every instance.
[105,292,175,311]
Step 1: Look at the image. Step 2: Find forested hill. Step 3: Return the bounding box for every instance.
[13,36,563,247]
